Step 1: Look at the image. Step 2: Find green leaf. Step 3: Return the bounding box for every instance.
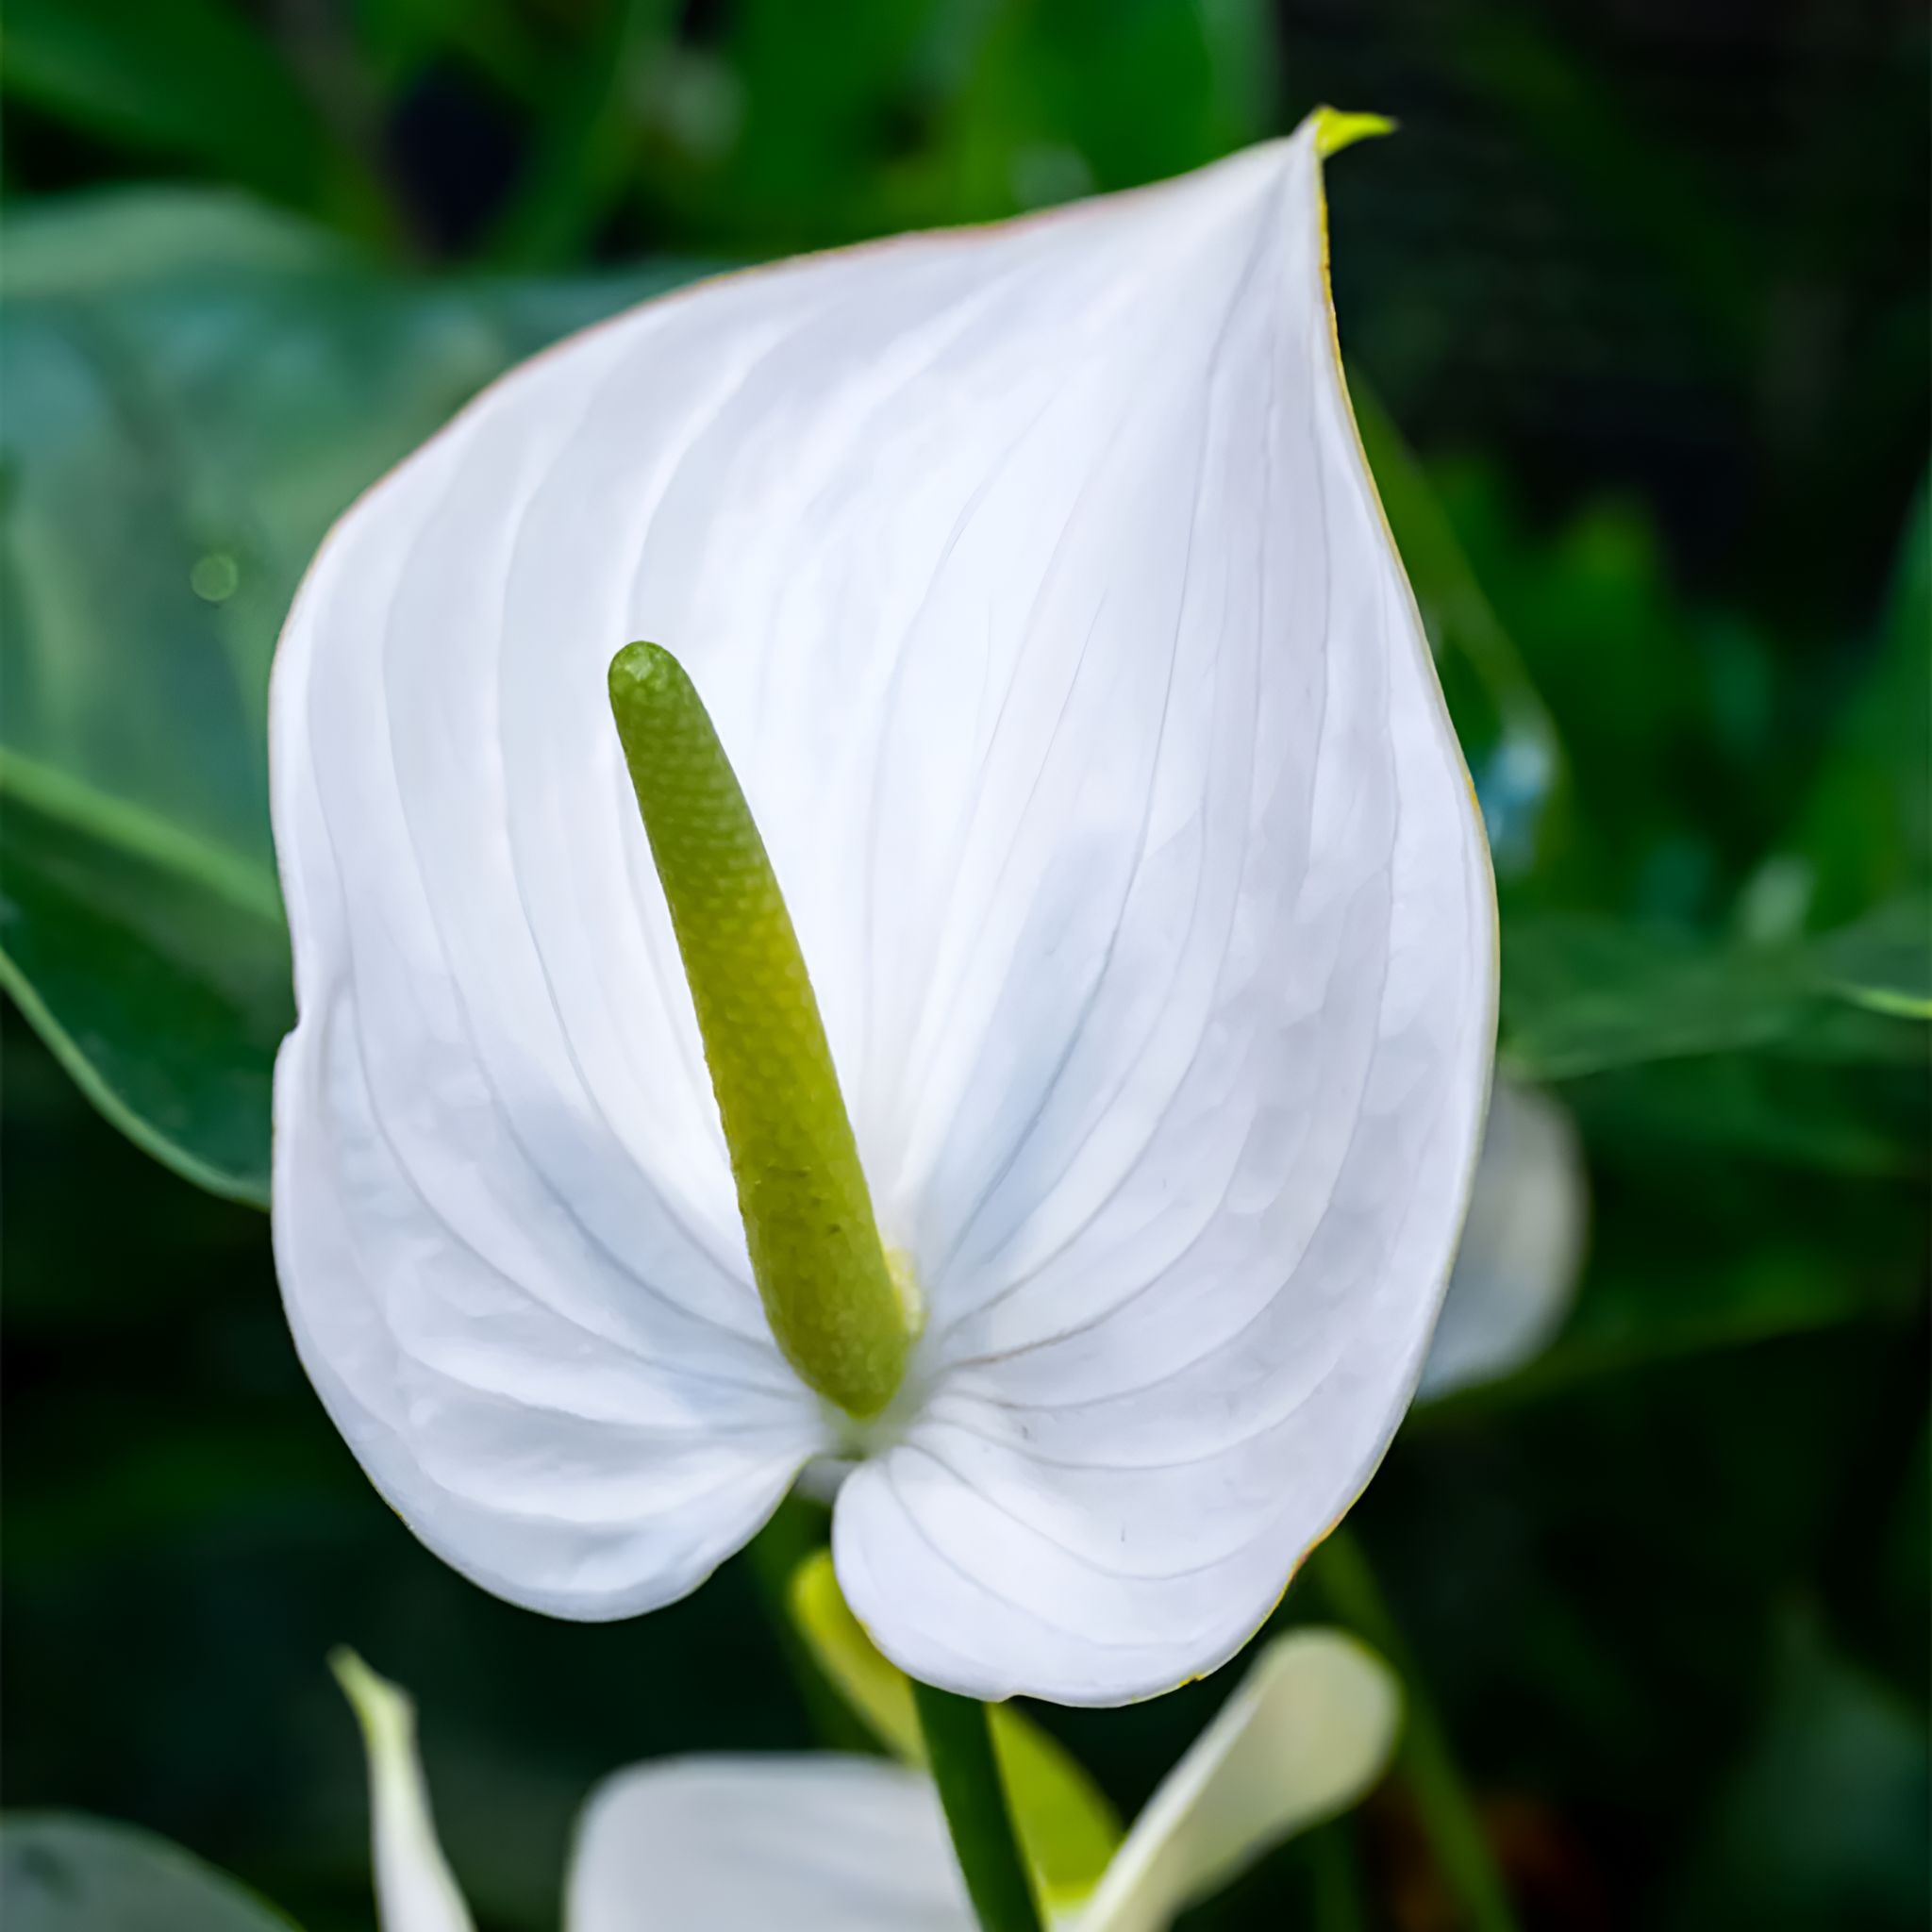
[1818,896,1932,1023]
[1790,480,1931,931]
[0,1814,299,1931]
[1,0,335,209]
[1429,465,1774,917]
[0,191,358,298]
[1444,6,1758,369]
[1666,1617,1930,1932]
[1503,918,1809,1078]
[789,1550,1123,1915]
[0,189,701,1202]
[1565,1052,1926,1181]
[0,769,290,1205]
[486,0,675,268]
[349,0,550,103]
[1501,910,1928,1083]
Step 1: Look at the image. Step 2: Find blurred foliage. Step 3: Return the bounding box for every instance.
[1,2,1926,1929]
[1,1814,299,1932]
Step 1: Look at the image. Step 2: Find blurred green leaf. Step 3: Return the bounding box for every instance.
[0,778,289,1206]
[1568,1052,1926,1181]
[1,0,335,210]
[1666,1616,1930,1932]
[0,189,697,1200]
[1447,6,1758,369]
[680,0,1283,245]
[1426,1080,1925,1420]
[1435,465,1789,918]
[0,1815,298,1931]
[348,0,548,103]
[0,190,358,296]
[1820,897,1932,1022]
[1501,910,1929,1083]
[984,0,1282,194]
[1350,380,1566,878]
[487,0,675,268]
[1790,480,1931,931]
[1502,918,1805,1078]
[703,0,936,242]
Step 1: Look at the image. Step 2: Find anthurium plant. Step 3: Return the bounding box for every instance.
[2,24,1923,1928]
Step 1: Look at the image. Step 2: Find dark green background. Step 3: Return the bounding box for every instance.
[2,3,1927,1927]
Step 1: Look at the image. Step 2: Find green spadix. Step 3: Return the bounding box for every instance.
[608,642,910,1420]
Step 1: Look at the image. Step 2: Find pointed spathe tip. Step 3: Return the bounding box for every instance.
[330,1645,412,1744]
[1312,108,1398,159]
[327,1643,377,1704]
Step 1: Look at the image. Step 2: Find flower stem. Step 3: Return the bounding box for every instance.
[1307,1527,1521,1932]
[1308,1822,1370,1932]
[910,1680,1043,1932]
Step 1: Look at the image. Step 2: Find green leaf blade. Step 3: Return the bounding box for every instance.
[0,187,706,1203]
[0,1814,300,1932]
[0,772,289,1206]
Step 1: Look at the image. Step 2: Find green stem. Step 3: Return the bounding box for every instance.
[1308,1528,1521,1932]
[910,1681,1043,1932]
[1307,1822,1369,1932]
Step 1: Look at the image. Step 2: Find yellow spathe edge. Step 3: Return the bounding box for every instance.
[1312,108,1397,158]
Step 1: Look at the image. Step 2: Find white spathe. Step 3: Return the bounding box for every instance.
[341,1632,1400,1932]
[1071,1629,1400,1932]
[571,1759,966,1932]
[1418,1080,1588,1401]
[270,109,1497,1706]
[333,1653,476,1932]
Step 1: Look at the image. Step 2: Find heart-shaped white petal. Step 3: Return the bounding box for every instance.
[273,108,1495,1701]
[1418,1080,1587,1400]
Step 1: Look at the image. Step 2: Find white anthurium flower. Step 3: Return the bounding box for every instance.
[272,106,1497,1707]
[334,1633,1400,1932]
[1417,1079,1588,1401]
